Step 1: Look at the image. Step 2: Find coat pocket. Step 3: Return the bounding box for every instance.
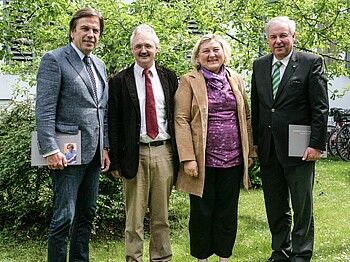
[55,123,79,135]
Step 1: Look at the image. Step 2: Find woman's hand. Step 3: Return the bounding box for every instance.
[184,160,198,177]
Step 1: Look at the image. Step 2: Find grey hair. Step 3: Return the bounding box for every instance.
[265,16,296,36]
[130,24,160,47]
[190,34,232,68]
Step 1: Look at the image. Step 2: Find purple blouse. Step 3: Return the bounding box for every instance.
[204,73,243,168]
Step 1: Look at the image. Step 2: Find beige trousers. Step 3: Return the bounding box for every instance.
[123,143,174,262]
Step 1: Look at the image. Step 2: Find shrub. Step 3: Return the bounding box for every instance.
[94,174,125,239]
[249,159,262,189]
[0,98,126,238]
[0,98,52,235]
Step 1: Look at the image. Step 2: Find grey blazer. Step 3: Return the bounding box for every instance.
[36,43,109,164]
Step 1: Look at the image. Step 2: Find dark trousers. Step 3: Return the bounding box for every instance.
[48,150,101,262]
[189,165,243,259]
[261,143,315,262]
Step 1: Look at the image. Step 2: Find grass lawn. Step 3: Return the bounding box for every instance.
[0,158,349,261]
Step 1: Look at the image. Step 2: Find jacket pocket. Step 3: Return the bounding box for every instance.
[56,123,79,135]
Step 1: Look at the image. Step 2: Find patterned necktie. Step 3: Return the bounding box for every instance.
[144,69,159,139]
[83,56,98,102]
[272,61,282,99]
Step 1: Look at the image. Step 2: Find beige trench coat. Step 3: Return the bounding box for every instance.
[174,68,254,197]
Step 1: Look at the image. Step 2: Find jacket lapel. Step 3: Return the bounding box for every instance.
[263,54,274,102]
[189,69,208,110]
[125,65,141,121]
[275,50,298,100]
[91,55,108,103]
[157,65,170,108]
[65,44,98,105]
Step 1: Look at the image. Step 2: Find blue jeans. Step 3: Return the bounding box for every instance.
[47,153,101,262]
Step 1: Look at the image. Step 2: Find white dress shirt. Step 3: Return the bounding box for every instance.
[272,50,293,79]
[134,63,171,143]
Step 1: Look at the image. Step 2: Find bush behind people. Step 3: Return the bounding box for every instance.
[0,96,261,238]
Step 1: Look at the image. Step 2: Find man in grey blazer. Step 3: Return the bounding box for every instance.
[35,7,110,261]
[251,17,328,262]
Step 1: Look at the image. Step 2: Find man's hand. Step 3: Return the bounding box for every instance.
[302,147,322,161]
[101,149,110,173]
[47,152,67,170]
[184,160,198,177]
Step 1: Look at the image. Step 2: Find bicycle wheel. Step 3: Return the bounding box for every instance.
[335,124,350,162]
[328,128,339,157]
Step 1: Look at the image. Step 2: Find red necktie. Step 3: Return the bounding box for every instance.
[144,69,159,139]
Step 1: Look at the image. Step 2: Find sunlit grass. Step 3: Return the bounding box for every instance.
[0,159,349,261]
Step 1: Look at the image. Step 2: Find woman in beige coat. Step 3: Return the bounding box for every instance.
[174,34,254,262]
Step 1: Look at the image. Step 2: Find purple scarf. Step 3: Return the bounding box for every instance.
[200,65,228,90]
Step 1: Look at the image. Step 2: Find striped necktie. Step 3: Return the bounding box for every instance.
[83,56,98,102]
[272,61,282,99]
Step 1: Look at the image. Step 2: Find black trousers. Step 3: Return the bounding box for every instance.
[189,165,243,259]
[261,143,315,262]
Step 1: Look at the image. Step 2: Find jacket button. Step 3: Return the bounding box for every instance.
[271,108,275,112]
[96,125,100,128]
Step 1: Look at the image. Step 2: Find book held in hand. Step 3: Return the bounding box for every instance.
[31,131,81,166]
[288,124,311,157]
[288,125,327,158]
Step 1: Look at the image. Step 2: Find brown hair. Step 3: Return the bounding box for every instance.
[69,7,104,42]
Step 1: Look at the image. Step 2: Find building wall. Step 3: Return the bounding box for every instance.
[1,71,349,108]
[0,74,33,105]
[328,76,350,109]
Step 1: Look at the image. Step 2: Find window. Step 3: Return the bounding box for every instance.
[3,0,33,62]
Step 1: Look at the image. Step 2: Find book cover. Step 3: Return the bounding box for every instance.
[31,131,81,166]
[288,124,311,157]
[288,125,327,158]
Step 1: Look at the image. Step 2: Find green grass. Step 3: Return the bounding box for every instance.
[0,159,349,261]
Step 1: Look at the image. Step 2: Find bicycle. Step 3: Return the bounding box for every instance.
[335,118,350,162]
[328,108,350,161]
[327,108,345,157]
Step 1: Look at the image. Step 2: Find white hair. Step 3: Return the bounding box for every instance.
[265,16,296,36]
[130,24,160,47]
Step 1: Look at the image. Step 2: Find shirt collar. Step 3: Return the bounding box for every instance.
[134,62,156,77]
[272,50,293,67]
[70,42,92,61]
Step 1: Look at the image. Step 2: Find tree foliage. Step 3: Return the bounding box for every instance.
[0,0,349,89]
